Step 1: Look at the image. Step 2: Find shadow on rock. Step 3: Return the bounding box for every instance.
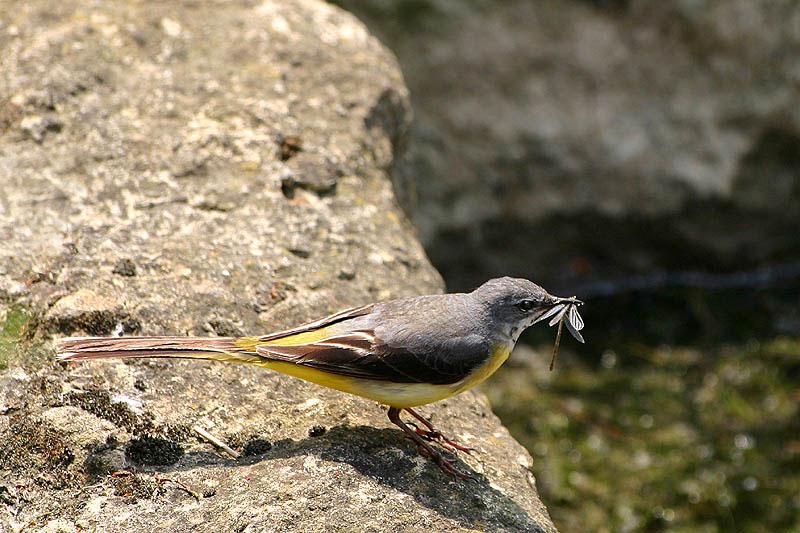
[216,424,546,532]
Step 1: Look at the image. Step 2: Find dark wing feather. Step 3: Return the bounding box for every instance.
[256,331,490,385]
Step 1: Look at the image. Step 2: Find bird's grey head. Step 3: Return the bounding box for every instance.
[471,277,576,341]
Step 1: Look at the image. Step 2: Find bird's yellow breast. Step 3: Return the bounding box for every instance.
[454,343,512,395]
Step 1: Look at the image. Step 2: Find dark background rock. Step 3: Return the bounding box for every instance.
[334,0,800,292]
[0,1,555,531]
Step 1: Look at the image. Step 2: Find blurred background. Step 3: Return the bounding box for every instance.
[332,1,800,532]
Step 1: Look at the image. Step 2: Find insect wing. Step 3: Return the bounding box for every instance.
[548,305,569,327]
[565,313,585,343]
[533,303,564,325]
[568,305,585,331]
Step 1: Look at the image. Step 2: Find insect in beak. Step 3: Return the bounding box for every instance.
[533,297,585,371]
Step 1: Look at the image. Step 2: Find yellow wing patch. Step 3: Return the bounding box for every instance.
[260,328,337,346]
[235,326,336,352]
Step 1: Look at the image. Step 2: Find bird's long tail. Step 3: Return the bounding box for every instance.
[56,336,263,364]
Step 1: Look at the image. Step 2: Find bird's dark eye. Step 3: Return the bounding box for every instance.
[517,300,536,312]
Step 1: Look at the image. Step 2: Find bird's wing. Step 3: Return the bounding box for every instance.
[256,303,376,342]
[255,330,490,385]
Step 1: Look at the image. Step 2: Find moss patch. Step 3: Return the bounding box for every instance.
[64,389,150,434]
[0,414,79,488]
[110,471,161,500]
[0,304,47,370]
[241,438,273,456]
[125,436,184,466]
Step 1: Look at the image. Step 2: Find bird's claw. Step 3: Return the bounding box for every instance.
[408,422,474,454]
[409,440,474,479]
[390,407,476,481]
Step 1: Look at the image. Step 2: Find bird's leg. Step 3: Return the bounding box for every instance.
[404,408,474,454]
[387,407,473,480]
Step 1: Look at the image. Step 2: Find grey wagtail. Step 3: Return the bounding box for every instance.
[57,277,584,478]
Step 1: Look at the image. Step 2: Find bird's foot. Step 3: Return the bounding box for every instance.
[405,408,474,454]
[409,423,474,454]
[388,407,475,480]
[412,439,474,480]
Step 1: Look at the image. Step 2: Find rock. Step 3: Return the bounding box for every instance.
[0,1,556,531]
[40,518,76,533]
[0,277,28,299]
[0,366,30,414]
[19,114,63,143]
[45,289,134,336]
[37,406,126,480]
[84,447,127,478]
[336,0,800,289]
[112,259,137,277]
[41,406,118,450]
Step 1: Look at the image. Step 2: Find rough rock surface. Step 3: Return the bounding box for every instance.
[0,1,555,531]
[336,0,800,289]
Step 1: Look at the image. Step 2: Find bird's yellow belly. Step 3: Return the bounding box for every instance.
[260,360,455,408]
[260,343,512,408]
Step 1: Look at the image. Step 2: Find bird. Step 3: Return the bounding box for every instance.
[57,277,584,478]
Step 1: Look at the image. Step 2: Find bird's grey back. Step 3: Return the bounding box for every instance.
[349,292,485,343]
[373,293,495,383]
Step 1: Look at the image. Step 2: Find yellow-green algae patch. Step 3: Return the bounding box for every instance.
[0,304,48,369]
